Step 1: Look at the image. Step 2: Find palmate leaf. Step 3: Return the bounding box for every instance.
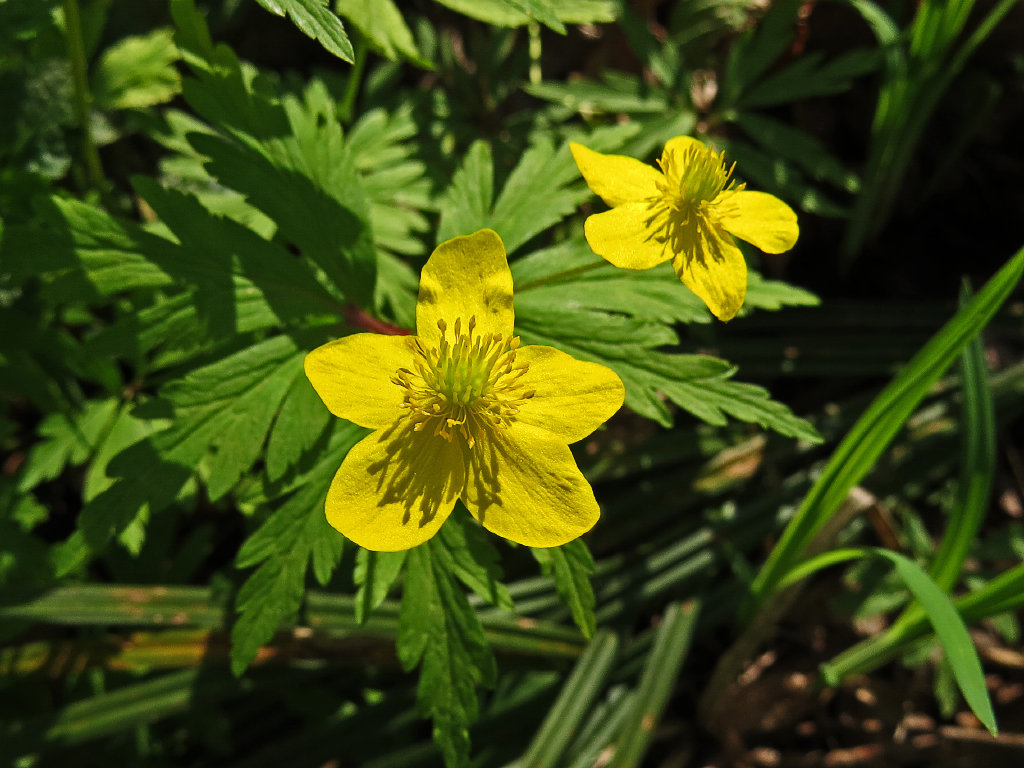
[250,0,354,61]
[231,422,362,675]
[437,138,591,254]
[53,337,305,575]
[172,0,376,306]
[511,240,821,440]
[398,539,498,768]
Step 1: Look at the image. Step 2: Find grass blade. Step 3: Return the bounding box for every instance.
[519,630,620,768]
[608,601,699,767]
[749,245,1024,613]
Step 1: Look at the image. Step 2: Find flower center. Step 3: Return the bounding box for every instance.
[392,316,535,449]
[655,143,738,217]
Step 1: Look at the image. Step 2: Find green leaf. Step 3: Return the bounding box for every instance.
[231,424,360,675]
[438,138,589,253]
[336,0,428,65]
[661,373,823,443]
[751,244,1024,609]
[398,540,497,767]
[783,547,997,735]
[520,630,620,768]
[265,374,333,483]
[17,399,118,491]
[187,110,376,307]
[433,0,615,27]
[436,510,514,611]
[512,241,819,439]
[54,336,305,575]
[354,548,407,624]
[345,105,433,257]
[250,0,354,61]
[532,539,596,638]
[91,29,182,110]
[611,603,700,766]
[525,74,670,114]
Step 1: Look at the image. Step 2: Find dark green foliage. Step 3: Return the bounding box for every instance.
[1,0,1018,766]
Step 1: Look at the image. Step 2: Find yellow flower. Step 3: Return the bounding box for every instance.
[570,137,799,321]
[304,229,625,552]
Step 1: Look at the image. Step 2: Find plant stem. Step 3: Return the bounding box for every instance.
[62,0,109,200]
[339,31,367,123]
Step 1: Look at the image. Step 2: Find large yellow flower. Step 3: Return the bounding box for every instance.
[304,229,625,552]
[570,137,799,321]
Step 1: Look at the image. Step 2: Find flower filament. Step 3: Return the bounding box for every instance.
[642,143,745,267]
[392,316,534,449]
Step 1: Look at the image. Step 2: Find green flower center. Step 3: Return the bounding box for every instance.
[392,316,534,449]
[643,142,744,266]
[655,143,736,217]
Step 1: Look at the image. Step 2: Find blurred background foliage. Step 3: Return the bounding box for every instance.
[1,0,1024,766]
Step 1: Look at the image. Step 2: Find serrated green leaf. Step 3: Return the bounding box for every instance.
[737,48,880,110]
[436,510,514,611]
[354,548,407,623]
[55,337,305,575]
[438,138,589,253]
[265,374,333,483]
[336,0,428,65]
[663,373,823,443]
[17,399,118,491]
[250,0,354,61]
[732,111,860,194]
[231,424,357,674]
[434,0,615,26]
[512,240,815,435]
[187,115,376,306]
[532,539,596,637]
[398,540,497,767]
[92,29,182,110]
[345,106,433,257]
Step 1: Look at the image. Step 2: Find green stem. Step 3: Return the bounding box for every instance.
[62,0,108,199]
[516,260,607,291]
[339,31,367,123]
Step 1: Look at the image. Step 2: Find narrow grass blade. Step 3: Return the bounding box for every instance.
[519,630,619,768]
[784,547,997,734]
[930,294,996,590]
[749,245,1024,613]
[826,561,1024,682]
[608,601,699,767]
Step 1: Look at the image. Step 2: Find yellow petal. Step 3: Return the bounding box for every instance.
[325,422,465,551]
[462,422,600,547]
[720,190,799,254]
[416,229,514,346]
[305,334,413,429]
[584,203,672,270]
[662,135,706,162]
[672,224,747,321]
[570,142,662,207]
[515,345,624,443]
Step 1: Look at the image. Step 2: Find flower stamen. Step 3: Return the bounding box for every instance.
[391,316,535,450]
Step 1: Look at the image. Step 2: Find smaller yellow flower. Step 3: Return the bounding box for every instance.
[304,229,625,552]
[570,137,799,321]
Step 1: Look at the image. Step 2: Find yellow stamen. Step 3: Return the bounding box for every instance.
[394,315,534,449]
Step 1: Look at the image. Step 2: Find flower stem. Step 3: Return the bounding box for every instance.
[339,31,367,124]
[516,259,607,291]
[62,0,109,201]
